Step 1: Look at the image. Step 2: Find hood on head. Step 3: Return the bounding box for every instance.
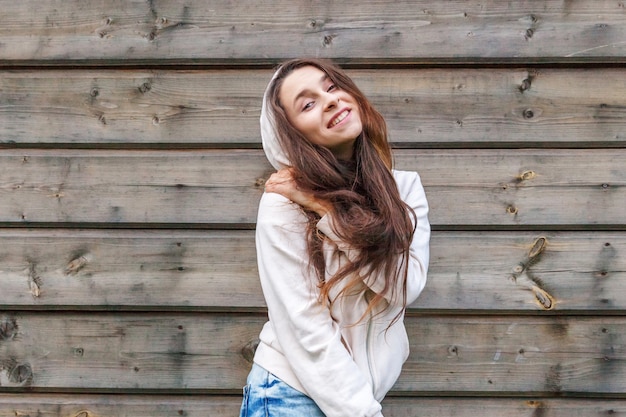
[260,66,291,170]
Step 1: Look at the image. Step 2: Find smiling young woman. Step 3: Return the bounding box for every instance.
[239,58,431,417]
[278,65,363,161]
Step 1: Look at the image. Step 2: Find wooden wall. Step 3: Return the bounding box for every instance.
[1,1,625,415]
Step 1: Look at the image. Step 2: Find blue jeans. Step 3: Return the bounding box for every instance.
[239,363,326,417]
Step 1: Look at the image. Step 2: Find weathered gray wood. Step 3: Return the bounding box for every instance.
[2,1,626,63]
[394,148,626,227]
[1,0,623,413]
[0,312,256,391]
[402,316,626,395]
[419,232,626,312]
[0,394,624,417]
[382,398,626,417]
[0,229,261,309]
[0,230,624,312]
[0,69,264,145]
[0,149,623,226]
[0,313,625,394]
[0,395,242,417]
[0,149,268,225]
[1,68,625,145]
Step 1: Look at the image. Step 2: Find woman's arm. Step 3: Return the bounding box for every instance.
[256,191,384,417]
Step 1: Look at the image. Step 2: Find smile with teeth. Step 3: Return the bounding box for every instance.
[328,109,350,128]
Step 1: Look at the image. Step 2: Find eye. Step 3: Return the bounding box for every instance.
[302,101,314,111]
[327,84,337,92]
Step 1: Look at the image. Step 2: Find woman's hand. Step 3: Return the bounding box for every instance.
[264,168,331,217]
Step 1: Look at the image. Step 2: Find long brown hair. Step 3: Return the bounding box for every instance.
[267,58,415,321]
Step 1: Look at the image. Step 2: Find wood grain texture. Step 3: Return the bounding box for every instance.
[0,230,623,312]
[382,398,626,417]
[0,149,623,226]
[0,149,268,225]
[0,313,625,395]
[0,394,624,417]
[1,0,623,411]
[2,1,626,63]
[1,68,625,145]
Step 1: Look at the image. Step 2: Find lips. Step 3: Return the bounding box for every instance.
[328,109,350,128]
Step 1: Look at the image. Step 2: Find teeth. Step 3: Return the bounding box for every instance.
[329,110,349,127]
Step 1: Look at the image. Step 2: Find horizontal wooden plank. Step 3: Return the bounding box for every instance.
[381,398,626,417]
[0,149,267,225]
[2,1,626,63]
[1,68,625,146]
[0,313,625,395]
[0,394,624,417]
[0,230,624,313]
[0,149,623,226]
[0,229,262,309]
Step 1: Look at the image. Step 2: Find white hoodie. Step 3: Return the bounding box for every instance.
[253,68,430,417]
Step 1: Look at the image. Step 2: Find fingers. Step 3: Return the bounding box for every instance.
[263,169,329,216]
[265,168,296,194]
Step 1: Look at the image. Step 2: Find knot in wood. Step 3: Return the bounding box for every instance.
[519,78,531,92]
[74,411,92,417]
[29,279,41,298]
[447,345,459,357]
[526,400,543,408]
[523,109,534,119]
[8,363,33,385]
[532,286,554,310]
[65,255,90,276]
[308,19,324,29]
[512,263,525,274]
[28,264,42,297]
[139,82,152,94]
[506,205,518,215]
[241,339,260,363]
[0,317,18,341]
[525,28,534,40]
[519,14,537,25]
[529,237,547,258]
[519,170,536,181]
[323,34,335,46]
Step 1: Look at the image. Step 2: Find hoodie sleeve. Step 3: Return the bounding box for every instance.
[256,191,384,417]
[316,170,430,306]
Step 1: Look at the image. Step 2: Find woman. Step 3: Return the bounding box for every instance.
[240,58,430,417]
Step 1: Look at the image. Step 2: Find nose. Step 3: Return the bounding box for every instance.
[322,92,339,111]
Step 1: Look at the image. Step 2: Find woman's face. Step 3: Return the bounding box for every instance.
[279,66,363,160]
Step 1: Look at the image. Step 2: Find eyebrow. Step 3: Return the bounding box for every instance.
[291,73,329,107]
